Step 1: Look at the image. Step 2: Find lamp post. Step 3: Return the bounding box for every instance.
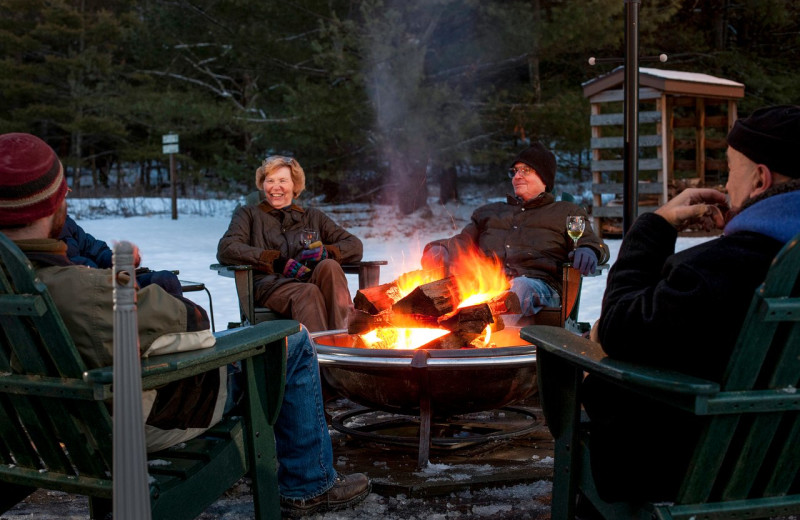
[623,0,640,236]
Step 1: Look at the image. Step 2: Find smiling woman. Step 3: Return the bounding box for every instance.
[216,155,364,332]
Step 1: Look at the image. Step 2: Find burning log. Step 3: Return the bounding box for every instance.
[353,281,403,315]
[351,289,518,335]
[486,291,521,315]
[353,267,447,315]
[391,276,459,317]
[437,303,494,334]
[348,309,438,335]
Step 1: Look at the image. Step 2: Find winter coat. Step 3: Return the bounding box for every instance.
[425,192,609,293]
[583,182,800,502]
[217,201,363,303]
[58,215,113,268]
[15,239,223,453]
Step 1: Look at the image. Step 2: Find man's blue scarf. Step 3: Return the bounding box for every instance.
[724,190,800,244]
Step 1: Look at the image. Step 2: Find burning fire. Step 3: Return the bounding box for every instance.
[360,327,449,350]
[451,248,509,308]
[395,266,446,298]
[358,247,509,350]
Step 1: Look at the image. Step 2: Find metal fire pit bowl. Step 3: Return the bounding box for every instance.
[312,327,536,418]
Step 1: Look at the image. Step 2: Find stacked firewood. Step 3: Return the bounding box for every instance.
[348,269,520,349]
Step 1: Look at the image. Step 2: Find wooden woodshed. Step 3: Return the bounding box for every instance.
[582,67,745,236]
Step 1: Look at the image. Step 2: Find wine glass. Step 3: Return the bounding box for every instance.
[566,215,585,251]
[300,229,318,248]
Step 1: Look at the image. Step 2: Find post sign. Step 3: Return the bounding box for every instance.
[162,134,179,154]
[162,134,180,220]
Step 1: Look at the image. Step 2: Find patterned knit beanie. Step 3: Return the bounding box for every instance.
[726,105,800,178]
[510,142,557,192]
[0,133,67,227]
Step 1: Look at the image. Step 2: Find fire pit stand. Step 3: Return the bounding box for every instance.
[313,329,538,468]
[331,404,538,458]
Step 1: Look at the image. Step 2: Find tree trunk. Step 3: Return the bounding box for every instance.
[391,148,429,215]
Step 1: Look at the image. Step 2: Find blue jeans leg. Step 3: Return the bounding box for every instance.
[274,327,337,499]
[510,277,561,315]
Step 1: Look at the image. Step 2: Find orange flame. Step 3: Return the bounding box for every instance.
[395,267,446,298]
[355,248,509,350]
[450,248,510,308]
[360,327,449,350]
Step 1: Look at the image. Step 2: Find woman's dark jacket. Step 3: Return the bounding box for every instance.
[216,201,363,303]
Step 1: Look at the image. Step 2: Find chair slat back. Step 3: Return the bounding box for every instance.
[678,233,800,505]
[0,233,113,482]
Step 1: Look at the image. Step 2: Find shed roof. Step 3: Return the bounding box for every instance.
[582,67,745,100]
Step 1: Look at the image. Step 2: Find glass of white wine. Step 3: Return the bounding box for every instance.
[566,215,585,251]
[300,229,318,248]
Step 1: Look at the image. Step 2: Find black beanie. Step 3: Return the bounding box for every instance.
[726,105,800,178]
[510,143,557,192]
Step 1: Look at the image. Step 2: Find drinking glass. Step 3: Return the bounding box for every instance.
[300,229,318,248]
[566,215,585,250]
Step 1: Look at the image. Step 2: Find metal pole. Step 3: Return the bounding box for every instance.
[623,0,640,236]
[170,153,177,220]
[113,241,152,520]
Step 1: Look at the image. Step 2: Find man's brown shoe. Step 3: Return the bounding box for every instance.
[280,472,371,517]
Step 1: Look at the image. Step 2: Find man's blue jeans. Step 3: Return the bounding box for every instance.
[510,276,560,315]
[225,327,337,500]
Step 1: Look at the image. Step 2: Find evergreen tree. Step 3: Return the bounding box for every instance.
[0,0,134,193]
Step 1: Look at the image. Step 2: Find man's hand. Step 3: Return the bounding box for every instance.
[655,188,727,231]
[569,247,598,276]
[421,245,450,272]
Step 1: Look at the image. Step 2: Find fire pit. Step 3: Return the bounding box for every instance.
[313,326,537,466]
[322,247,543,466]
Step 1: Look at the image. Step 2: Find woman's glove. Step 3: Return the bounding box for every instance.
[274,257,312,280]
[569,247,598,276]
[298,241,328,263]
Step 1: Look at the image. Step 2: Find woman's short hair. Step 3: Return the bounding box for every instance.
[255,156,305,198]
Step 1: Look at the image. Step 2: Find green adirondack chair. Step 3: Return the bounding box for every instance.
[521,231,800,520]
[0,232,299,519]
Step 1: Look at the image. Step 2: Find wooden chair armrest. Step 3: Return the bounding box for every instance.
[210,263,253,279]
[83,320,299,390]
[521,325,719,397]
[211,261,388,288]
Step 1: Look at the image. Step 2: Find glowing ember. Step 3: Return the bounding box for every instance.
[360,327,449,350]
[482,324,491,346]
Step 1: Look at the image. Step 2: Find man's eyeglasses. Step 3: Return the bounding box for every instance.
[508,165,537,179]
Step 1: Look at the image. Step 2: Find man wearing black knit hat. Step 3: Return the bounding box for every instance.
[579,105,800,503]
[421,141,609,321]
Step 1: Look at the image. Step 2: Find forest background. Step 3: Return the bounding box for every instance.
[2,0,799,214]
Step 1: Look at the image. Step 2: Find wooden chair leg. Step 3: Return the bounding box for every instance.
[243,353,281,520]
[538,349,582,520]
